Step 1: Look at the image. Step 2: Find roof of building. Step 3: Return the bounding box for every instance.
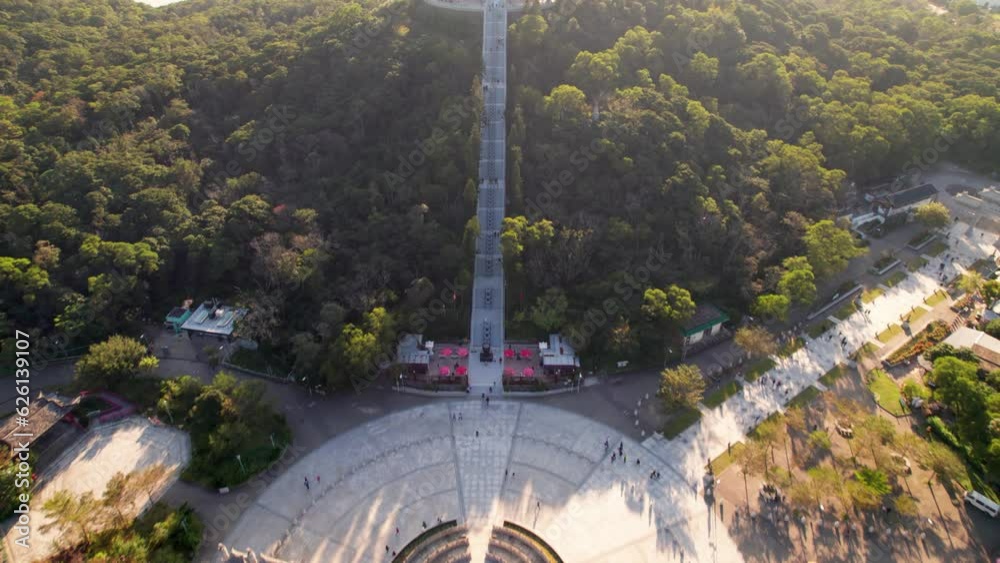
[0,393,74,451]
[179,301,247,336]
[681,304,730,336]
[888,183,938,208]
[541,333,580,367]
[942,327,1000,368]
[397,333,431,365]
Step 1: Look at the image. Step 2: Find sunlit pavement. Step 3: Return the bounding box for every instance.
[220,401,741,563]
[643,221,998,483]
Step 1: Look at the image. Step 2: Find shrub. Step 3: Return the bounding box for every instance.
[901,380,930,401]
[926,416,963,452]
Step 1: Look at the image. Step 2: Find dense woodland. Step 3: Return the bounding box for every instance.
[1,0,999,388]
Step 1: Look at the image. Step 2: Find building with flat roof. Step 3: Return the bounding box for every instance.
[942,327,1000,370]
[540,333,580,377]
[179,300,247,338]
[681,304,730,358]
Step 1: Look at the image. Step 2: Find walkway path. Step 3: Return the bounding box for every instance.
[468,0,508,393]
[220,401,741,562]
[643,221,999,482]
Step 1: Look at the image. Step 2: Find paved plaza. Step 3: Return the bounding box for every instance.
[221,401,741,562]
[644,221,999,481]
[5,418,190,562]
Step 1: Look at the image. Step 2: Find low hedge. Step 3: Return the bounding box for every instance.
[926,416,964,453]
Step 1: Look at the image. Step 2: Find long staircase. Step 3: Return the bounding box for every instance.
[468,0,508,394]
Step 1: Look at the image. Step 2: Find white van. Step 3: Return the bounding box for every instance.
[964,490,999,517]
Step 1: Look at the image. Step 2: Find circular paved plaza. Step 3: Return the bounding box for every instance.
[220,401,742,562]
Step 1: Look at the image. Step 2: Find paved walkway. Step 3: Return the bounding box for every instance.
[468,0,508,393]
[220,401,740,563]
[4,418,190,562]
[643,221,999,482]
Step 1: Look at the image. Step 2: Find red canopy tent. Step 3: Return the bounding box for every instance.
[438,366,451,376]
[456,365,468,376]
[519,348,533,359]
[522,367,535,377]
[457,347,469,358]
[503,367,515,376]
[503,348,515,359]
[440,347,453,357]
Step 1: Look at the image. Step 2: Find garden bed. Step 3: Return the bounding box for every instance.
[907,230,935,250]
[907,257,928,272]
[924,290,948,307]
[885,320,949,365]
[707,442,745,474]
[818,364,845,386]
[883,270,907,287]
[777,337,805,357]
[869,256,901,276]
[703,381,742,408]
[806,319,835,339]
[851,341,880,361]
[787,385,821,408]
[833,300,859,320]
[861,288,883,304]
[661,407,702,439]
[925,240,948,257]
[744,357,776,383]
[904,306,928,324]
[876,324,904,344]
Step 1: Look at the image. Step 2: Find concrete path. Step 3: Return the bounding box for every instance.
[220,401,740,563]
[643,221,998,483]
[468,0,508,393]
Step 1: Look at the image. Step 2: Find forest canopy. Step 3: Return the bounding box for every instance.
[1,0,998,388]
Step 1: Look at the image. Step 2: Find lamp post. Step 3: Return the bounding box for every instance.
[236,454,246,474]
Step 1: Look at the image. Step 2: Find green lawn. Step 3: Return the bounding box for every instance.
[924,290,948,307]
[703,381,742,408]
[866,369,907,416]
[807,319,835,339]
[905,306,929,324]
[707,442,745,474]
[907,257,928,272]
[778,337,805,358]
[661,407,702,439]
[833,300,859,320]
[818,364,845,387]
[852,341,880,361]
[925,240,948,257]
[744,357,776,383]
[861,287,884,303]
[787,385,821,408]
[876,323,904,344]
[883,270,908,287]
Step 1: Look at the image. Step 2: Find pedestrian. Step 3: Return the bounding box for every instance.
[623,454,627,463]
[476,430,479,437]
[505,469,509,478]
[481,392,486,401]
[304,476,310,490]
[459,412,463,421]
[636,458,640,466]
[727,442,732,455]
[611,453,616,462]
[486,397,490,406]
[316,474,320,484]
[386,545,389,553]
[422,521,427,529]
[396,527,399,535]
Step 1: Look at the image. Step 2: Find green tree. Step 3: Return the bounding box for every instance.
[658,364,706,410]
[74,335,158,391]
[914,202,950,229]
[957,271,984,296]
[642,285,696,325]
[42,490,104,545]
[778,256,817,304]
[752,294,790,321]
[804,220,866,278]
[734,325,777,358]
[530,288,569,333]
